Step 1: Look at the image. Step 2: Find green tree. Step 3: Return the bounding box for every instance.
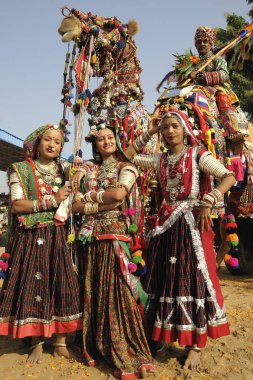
[216,13,253,118]
[246,1,253,20]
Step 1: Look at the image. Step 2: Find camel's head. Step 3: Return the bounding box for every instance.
[58,15,82,42]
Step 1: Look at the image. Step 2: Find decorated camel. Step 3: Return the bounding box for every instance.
[58,8,253,275]
[57,6,158,236]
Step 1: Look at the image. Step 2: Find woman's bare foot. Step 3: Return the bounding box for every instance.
[53,344,72,358]
[183,349,201,370]
[53,343,80,360]
[27,340,44,364]
[53,333,71,358]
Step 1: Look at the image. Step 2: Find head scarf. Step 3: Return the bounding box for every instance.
[161,107,199,146]
[23,124,66,159]
[86,123,129,162]
[194,26,216,47]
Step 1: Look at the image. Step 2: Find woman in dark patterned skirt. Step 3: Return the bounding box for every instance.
[127,107,236,370]
[72,124,155,379]
[0,123,82,363]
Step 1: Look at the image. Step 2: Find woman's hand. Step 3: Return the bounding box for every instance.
[197,206,213,232]
[54,184,72,204]
[148,108,161,136]
[72,171,85,192]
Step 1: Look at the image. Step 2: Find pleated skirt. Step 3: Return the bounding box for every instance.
[80,239,154,380]
[143,215,230,348]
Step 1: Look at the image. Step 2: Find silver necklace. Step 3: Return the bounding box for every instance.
[167,146,187,165]
[35,160,58,185]
[166,146,187,201]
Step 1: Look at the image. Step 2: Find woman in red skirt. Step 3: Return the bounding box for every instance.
[0,123,82,363]
[128,107,236,370]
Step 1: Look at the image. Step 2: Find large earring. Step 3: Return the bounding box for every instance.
[183,135,188,145]
[56,155,60,163]
[95,153,101,162]
[37,151,40,159]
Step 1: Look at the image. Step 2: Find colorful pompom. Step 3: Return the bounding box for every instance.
[0,252,10,279]
[228,257,239,268]
[128,224,138,234]
[132,255,142,264]
[128,263,137,273]
[67,233,75,244]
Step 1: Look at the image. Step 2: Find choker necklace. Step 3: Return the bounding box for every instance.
[167,146,187,165]
[35,159,58,185]
[101,156,118,167]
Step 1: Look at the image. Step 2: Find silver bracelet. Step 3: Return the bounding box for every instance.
[84,202,98,215]
[133,129,152,152]
[202,193,215,206]
[84,191,93,203]
[33,200,38,212]
[211,188,223,203]
[96,190,105,204]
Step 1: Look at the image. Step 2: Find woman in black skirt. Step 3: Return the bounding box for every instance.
[0,123,82,363]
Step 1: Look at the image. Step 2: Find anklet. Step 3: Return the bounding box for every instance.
[53,342,67,347]
[30,341,45,350]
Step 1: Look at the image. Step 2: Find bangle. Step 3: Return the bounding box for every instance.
[42,195,59,210]
[33,200,38,212]
[211,188,223,203]
[84,191,94,203]
[52,196,59,207]
[202,193,215,206]
[83,202,99,215]
[199,200,212,208]
[33,199,43,212]
[133,129,151,152]
[202,189,223,207]
[96,190,105,204]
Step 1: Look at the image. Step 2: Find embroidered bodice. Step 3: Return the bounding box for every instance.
[9,159,69,228]
[134,146,232,238]
[77,158,139,241]
[134,146,231,201]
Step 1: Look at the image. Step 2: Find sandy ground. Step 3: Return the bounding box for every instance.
[0,264,253,380]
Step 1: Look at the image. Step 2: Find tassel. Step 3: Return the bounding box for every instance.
[223,214,240,269]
